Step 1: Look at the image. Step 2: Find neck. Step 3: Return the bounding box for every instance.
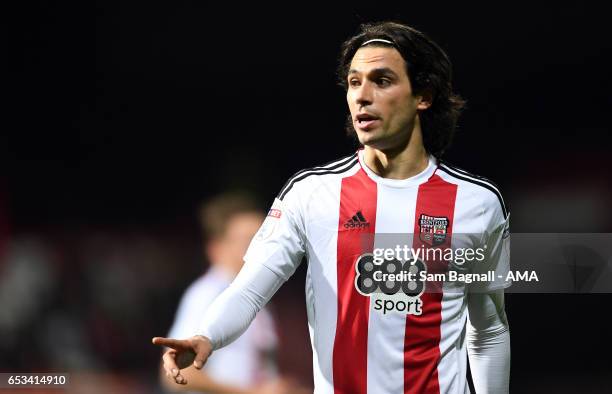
[363,124,429,180]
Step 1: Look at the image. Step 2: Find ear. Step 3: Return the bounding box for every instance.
[417,90,433,110]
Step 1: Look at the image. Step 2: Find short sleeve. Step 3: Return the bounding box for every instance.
[469,194,511,292]
[243,187,306,281]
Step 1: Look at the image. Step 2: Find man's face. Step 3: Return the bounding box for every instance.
[346,46,430,151]
[208,212,263,276]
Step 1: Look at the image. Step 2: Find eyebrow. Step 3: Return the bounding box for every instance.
[348,67,399,78]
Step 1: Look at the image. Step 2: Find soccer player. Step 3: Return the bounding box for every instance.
[154,22,511,394]
[160,193,291,394]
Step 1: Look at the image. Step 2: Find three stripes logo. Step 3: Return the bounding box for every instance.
[344,211,370,229]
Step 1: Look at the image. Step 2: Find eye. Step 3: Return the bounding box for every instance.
[376,78,392,87]
[349,78,361,87]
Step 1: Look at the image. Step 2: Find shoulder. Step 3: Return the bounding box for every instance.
[436,159,508,220]
[277,152,360,201]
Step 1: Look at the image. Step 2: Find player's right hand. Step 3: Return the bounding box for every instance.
[152,335,213,385]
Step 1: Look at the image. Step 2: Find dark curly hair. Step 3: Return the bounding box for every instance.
[337,21,466,157]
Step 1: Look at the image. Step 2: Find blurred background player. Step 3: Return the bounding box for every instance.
[161,192,291,394]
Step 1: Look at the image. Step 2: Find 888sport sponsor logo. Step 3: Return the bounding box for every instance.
[354,253,427,315]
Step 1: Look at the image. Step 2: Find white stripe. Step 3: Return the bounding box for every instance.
[439,164,503,198]
[438,164,507,217]
[305,176,345,393]
[279,155,358,197]
[367,186,419,393]
[291,154,356,177]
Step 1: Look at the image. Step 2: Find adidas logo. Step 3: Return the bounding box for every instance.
[344,211,370,229]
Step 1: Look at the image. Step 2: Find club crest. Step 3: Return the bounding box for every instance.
[418,214,449,246]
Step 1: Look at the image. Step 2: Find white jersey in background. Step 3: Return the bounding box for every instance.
[168,266,278,393]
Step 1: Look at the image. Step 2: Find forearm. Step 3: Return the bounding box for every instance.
[467,291,510,394]
[200,260,285,350]
[468,322,510,393]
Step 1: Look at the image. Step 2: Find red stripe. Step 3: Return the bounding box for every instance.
[333,168,377,394]
[404,173,458,394]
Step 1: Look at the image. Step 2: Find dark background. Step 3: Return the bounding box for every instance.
[4,1,612,393]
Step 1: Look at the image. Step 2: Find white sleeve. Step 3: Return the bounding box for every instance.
[470,192,511,292]
[243,193,306,280]
[199,259,286,350]
[200,190,306,350]
[467,289,511,394]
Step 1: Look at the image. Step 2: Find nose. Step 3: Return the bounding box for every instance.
[354,81,373,108]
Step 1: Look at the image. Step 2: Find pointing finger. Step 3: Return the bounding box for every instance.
[152,337,189,350]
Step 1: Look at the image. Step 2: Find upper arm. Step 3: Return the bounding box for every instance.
[469,189,512,293]
[244,185,306,281]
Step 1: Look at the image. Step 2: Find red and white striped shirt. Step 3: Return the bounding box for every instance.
[242,149,511,394]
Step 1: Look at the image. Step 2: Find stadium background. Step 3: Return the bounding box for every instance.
[4,2,611,393]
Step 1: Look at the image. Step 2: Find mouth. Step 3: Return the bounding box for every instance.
[355,113,381,130]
